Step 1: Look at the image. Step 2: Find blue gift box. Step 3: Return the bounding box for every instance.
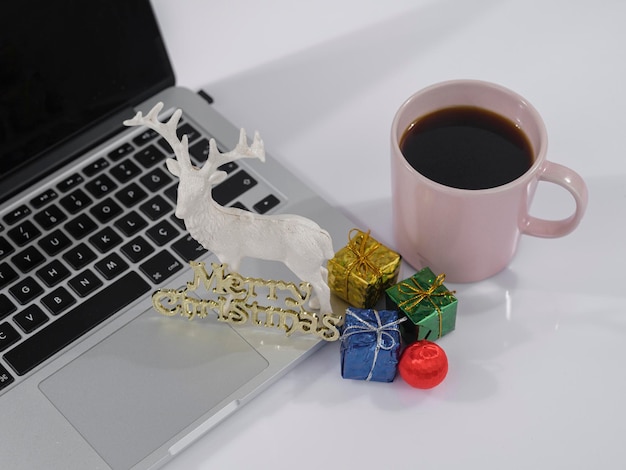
[340,308,403,382]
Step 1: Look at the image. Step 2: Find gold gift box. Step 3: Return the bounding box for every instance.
[328,229,401,308]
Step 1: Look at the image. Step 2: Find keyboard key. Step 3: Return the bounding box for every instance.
[64,213,97,239]
[158,123,201,155]
[0,322,20,353]
[139,167,172,192]
[177,123,201,142]
[114,182,147,207]
[170,214,186,230]
[134,144,165,168]
[217,162,239,174]
[140,195,172,221]
[110,159,141,183]
[146,219,179,246]
[114,211,148,236]
[30,189,59,209]
[189,143,237,170]
[88,227,122,253]
[7,220,41,246]
[38,229,71,256]
[158,138,174,155]
[164,183,178,203]
[140,250,184,283]
[253,194,281,214]
[133,129,159,147]
[85,174,118,198]
[189,137,211,163]
[68,269,103,297]
[41,287,76,316]
[0,236,15,260]
[33,204,67,230]
[3,272,151,376]
[11,246,45,273]
[9,276,44,305]
[36,259,71,287]
[83,157,110,177]
[108,142,134,161]
[3,205,32,225]
[89,197,122,223]
[0,294,16,320]
[121,236,154,263]
[0,364,15,391]
[57,173,85,192]
[63,243,97,270]
[172,234,207,262]
[213,170,257,206]
[60,188,93,213]
[230,201,248,211]
[0,263,18,289]
[95,253,129,280]
[13,304,49,333]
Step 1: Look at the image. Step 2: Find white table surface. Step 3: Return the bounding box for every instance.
[151,1,626,468]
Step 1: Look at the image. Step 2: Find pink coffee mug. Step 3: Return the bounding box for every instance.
[390,79,588,282]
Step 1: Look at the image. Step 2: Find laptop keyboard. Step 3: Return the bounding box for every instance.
[0,118,283,392]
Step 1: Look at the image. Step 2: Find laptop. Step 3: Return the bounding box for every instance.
[0,1,352,468]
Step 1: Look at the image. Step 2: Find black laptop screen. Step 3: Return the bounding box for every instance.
[0,0,174,189]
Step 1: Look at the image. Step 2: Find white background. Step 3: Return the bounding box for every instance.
[151,1,626,468]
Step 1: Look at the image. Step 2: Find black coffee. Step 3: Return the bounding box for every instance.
[400,106,534,190]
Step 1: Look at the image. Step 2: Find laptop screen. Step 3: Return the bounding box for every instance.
[0,0,174,198]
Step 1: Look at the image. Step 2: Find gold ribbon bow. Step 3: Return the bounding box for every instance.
[344,229,382,292]
[397,273,456,338]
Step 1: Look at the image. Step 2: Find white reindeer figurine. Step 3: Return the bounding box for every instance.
[124,102,335,314]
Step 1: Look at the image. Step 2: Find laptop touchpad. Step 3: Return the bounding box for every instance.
[40,310,268,470]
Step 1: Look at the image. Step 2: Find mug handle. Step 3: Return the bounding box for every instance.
[522,161,589,238]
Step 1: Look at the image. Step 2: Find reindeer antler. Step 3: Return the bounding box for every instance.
[124,102,265,174]
[203,128,265,175]
[124,102,192,169]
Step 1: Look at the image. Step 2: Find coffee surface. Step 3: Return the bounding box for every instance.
[400,106,534,190]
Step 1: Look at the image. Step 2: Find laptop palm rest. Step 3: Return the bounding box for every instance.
[39,310,268,469]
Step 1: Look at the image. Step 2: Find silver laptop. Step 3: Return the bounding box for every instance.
[0,2,352,468]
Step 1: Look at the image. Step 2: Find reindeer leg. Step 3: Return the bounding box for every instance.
[317,266,333,314]
[315,283,333,314]
[227,257,241,274]
[306,267,332,314]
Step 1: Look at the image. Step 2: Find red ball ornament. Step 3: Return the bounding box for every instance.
[399,340,448,389]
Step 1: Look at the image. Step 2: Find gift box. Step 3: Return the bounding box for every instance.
[340,307,404,382]
[385,267,457,342]
[328,229,401,308]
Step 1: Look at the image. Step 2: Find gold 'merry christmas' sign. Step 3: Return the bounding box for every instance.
[152,262,342,341]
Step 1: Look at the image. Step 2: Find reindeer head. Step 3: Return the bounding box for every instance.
[164,148,218,220]
[124,102,265,220]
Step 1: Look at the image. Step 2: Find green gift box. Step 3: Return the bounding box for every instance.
[385,267,457,342]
